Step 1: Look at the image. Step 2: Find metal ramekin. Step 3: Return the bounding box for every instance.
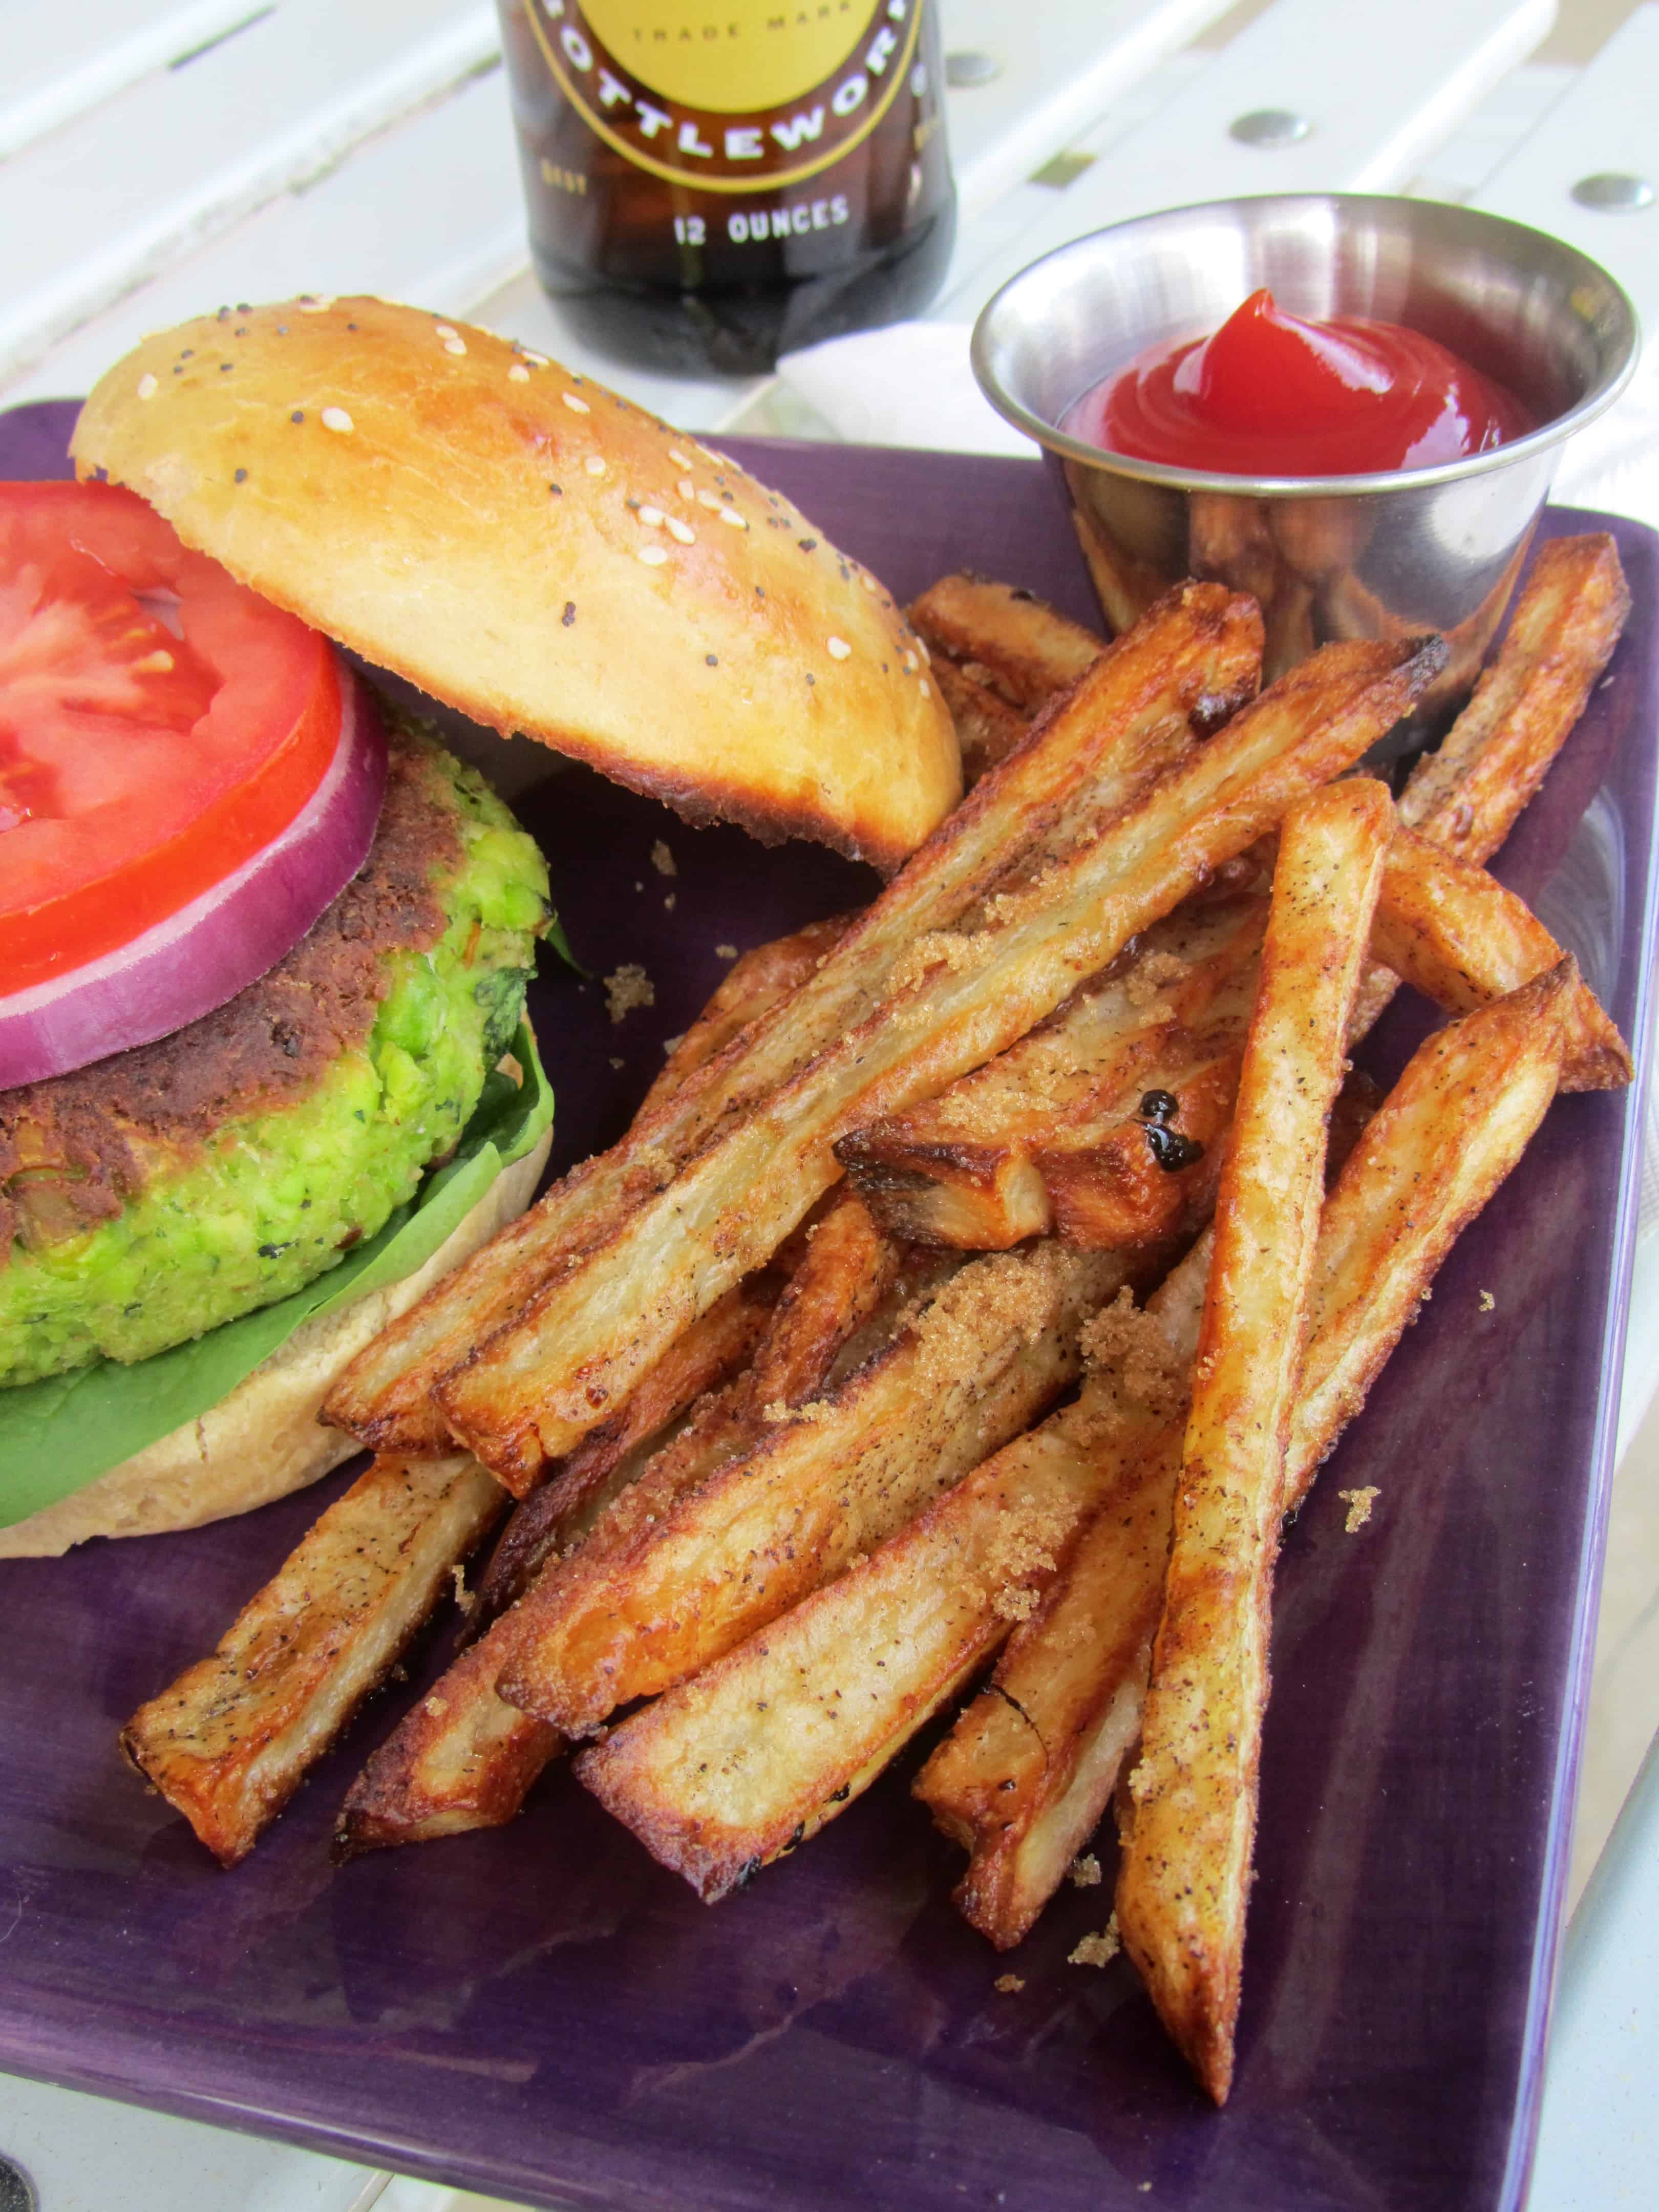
[972,194,1640,722]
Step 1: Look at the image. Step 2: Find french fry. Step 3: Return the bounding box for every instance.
[839,813,1623,1259]
[1286,959,1574,1506]
[440,637,1440,1487]
[326,583,1263,1455]
[640,916,853,1117]
[930,656,1032,784]
[834,895,1264,1248]
[335,1191,905,1853]
[1033,1034,1238,1249]
[496,1242,1146,1736]
[1348,534,1630,1042]
[918,1083,1381,1951]
[1398,535,1631,856]
[846,545,1631,1253]
[521,1190,910,1558]
[1372,826,1630,1090]
[745,1188,903,1408]
[925,1429,1182,1945]
[334,1620,565,1857]
[907,573,1103,711]
[573,1223,1208,1900]
[575,1349,1174,1901]
[1116,778,1393,2105]
[1100,981,1566,1964]
[463,1277,777,1641]
[923,969,1569,1964]
[121,1453,504,1866]
[333,1364,775,1854]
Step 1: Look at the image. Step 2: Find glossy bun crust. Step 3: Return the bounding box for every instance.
[72,296,962,869]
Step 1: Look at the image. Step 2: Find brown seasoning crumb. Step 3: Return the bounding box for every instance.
[1338,1486,1380,1533]
[1069,1917,1120,1968]
[1079,1289,1185,1417]
[604,964,655,1025]
[1124,949,1189,1012]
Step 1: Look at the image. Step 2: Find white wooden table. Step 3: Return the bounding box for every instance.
[2,3,1656,2206]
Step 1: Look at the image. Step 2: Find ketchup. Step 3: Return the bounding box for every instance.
[1065,289,1535,476]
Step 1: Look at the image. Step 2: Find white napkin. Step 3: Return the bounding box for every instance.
[776,323,1030,455]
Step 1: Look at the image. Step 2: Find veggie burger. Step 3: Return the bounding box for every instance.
[1,295,961,1556]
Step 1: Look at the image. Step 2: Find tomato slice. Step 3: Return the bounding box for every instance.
[0,481,342,994]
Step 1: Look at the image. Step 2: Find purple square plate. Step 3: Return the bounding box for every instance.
[2,400,1656,2212]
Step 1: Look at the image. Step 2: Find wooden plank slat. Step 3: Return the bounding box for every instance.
[2,63,525,409]
[1474,2,1659,337]
[940,0,1237,221]
[0,0,259,162]
[940,0,1558,325]
[0,0,499,389]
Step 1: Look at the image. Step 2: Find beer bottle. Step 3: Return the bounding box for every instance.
[497,2,956,375]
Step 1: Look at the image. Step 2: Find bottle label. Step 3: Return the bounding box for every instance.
[526,1,925,193]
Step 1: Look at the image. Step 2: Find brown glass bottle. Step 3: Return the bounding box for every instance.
[497,2,956,375]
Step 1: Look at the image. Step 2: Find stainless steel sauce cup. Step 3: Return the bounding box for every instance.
[972,194,1639,727]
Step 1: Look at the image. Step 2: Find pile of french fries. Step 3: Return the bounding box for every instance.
[122,535,1632,2103]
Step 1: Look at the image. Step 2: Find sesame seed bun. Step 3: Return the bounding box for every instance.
[70,295,963,871]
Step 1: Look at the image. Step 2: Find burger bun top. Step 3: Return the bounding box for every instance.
[71,295,962,871]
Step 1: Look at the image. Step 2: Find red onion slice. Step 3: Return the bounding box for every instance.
[0,664,387,1090]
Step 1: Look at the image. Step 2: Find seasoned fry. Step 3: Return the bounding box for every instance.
[835,895,1264,1249]
[497,1243,1142,1736]
[640,916,853,1117]
[918,1083,1381,1950]
[1116,778,1393,2105]
[840,814,1623,1259]
[1286,960,1573,1506]
[745,1189,902,1409]
[122,1453,504,1866]
[849,543,1632,1246]
[927,1430,1182,1945]
[335,1621,564,1857]
[1398,535,1630,855]
[441,637,1440,1486]
[464,1278,777,1640]
[930,656,1032,784]
[326,583,1262,1455]
[576,1229,1210,1903]
[575,1362,1160,1901]
[978,977,1572,1954]
[1372,826,1630,1090]
[336,1190,905,1853]
[1033,1035,1238,1249]
[334,1364,774,1854]
[907,573,1103,711]
[1348,534,1630,1041]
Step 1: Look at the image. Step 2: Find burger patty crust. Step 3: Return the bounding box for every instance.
[0,714,550,1387]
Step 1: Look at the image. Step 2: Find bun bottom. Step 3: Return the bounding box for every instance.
[0,1132,551,1558]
